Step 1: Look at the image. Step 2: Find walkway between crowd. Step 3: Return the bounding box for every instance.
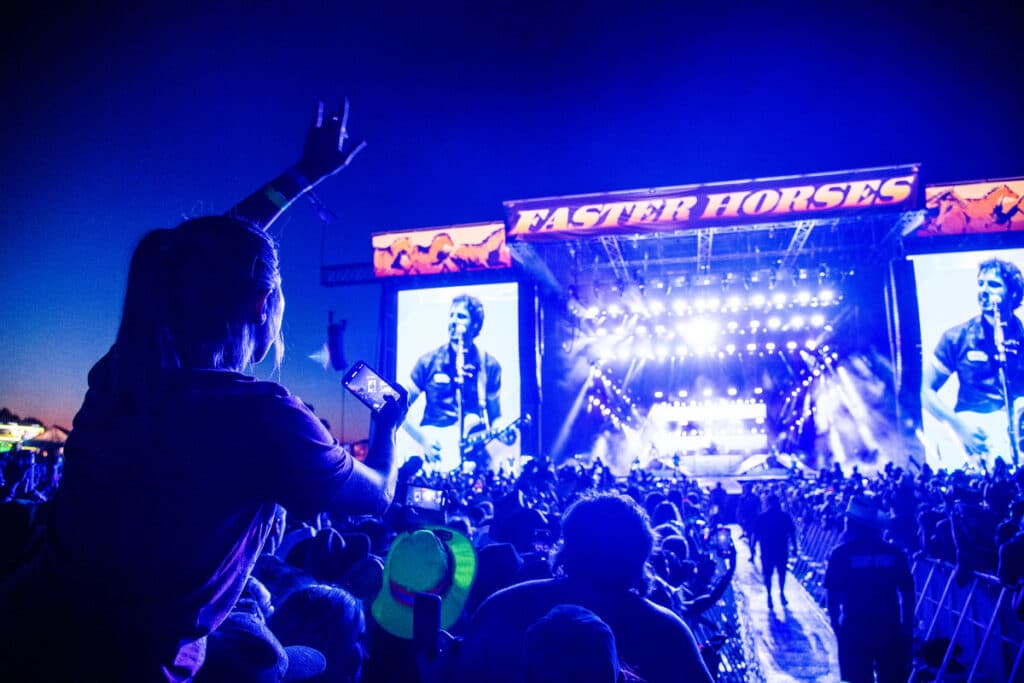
[728,526,840,682]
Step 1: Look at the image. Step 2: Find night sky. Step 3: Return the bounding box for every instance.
[3,2,1021,441]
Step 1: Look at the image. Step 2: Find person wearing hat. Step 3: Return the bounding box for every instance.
[361,526,477,682]
[824,495,914,683]
[372,526,477,639]
[454,492,713,683]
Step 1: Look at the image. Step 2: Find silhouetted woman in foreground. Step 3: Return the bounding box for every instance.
[0,101,404,682]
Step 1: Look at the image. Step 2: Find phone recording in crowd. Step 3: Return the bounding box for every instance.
[342,360,404,413]
[713,526,735,557]
[406,485,446,511]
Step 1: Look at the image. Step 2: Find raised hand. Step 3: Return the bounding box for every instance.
[231,97,368,231]
[298,98,368,184]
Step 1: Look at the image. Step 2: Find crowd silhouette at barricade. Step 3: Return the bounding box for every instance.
[4,443,1024,681]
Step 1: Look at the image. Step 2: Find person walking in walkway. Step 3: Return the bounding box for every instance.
[750,493,797,608]
[825,495,914,683]
[737,483,761,559]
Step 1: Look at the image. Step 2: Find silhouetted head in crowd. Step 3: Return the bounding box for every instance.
[525,604,621,683]
[270,584,366,683]
[555,492,654,592]
[111,216,284,401]
[651,500,682,527]
[844,495,886,538]
[197,611,326,683]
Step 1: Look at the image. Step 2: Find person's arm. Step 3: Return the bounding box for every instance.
[897,551,916,634]
[331,395,407,516]
[823,551,843,632]
[484,353,502,426]
[788,513,799,555]
[231,99,367,231]
[749,516,759,560]
[680,550,737,618]
[922,359,988,456]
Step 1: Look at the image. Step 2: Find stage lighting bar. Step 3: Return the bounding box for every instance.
[584,276,847,323]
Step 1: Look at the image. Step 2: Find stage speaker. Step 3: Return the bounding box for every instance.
[327,312,347,372]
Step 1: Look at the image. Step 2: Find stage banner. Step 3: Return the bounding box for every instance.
[372,221,511,277]
[915,178,1024,237]
[504,164,920,241]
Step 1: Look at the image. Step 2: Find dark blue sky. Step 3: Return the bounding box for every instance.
[3,2,1021,439]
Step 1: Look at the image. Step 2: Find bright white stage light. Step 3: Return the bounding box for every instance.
[750,293,766,307]
[727,321,739,331]
[649,299,666,315]
[636,325,649,336]
[726,343,736,353]
[608,303,623,316]
[655,344,669,359]
[586,305,601,318]
[795,291,811,304]
[790,315,805,328]
[703,388,713,397]
[750,319,761,330]
[772,292,787,306]
[767,317,782,329]
[786,341,798,350]
[819,289,835,303]
[727,387,737,396]
[746,342,757,351]
[765,342,777,351]
[672,299,687,314]
[727,295,742,309]
[810,313,825,327]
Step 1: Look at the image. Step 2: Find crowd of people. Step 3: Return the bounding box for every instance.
[2,439,747,681]
[733,457,1024,681]
[8,437,1024,682]
[4,102,1023,683]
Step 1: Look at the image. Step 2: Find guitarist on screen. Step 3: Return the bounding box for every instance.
[922,258,1024,469]
[403,294,504,471]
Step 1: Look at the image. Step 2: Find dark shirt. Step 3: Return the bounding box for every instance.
[8,363,354,680]
[824,533,913,629]
[456,577,714,683]
[753,507,796,560]
[933,314,1024,413]
[411,342,501,428]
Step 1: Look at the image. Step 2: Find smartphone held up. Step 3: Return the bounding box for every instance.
[343,360,404,413]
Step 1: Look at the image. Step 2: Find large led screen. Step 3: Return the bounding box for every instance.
[911,248,1024,471]
[393,282,523,473]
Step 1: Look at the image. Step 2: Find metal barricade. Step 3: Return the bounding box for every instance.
[910,558,1024,683]
[789,520,841,607]
[688,582,759,683]
[791,521,1024,682]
